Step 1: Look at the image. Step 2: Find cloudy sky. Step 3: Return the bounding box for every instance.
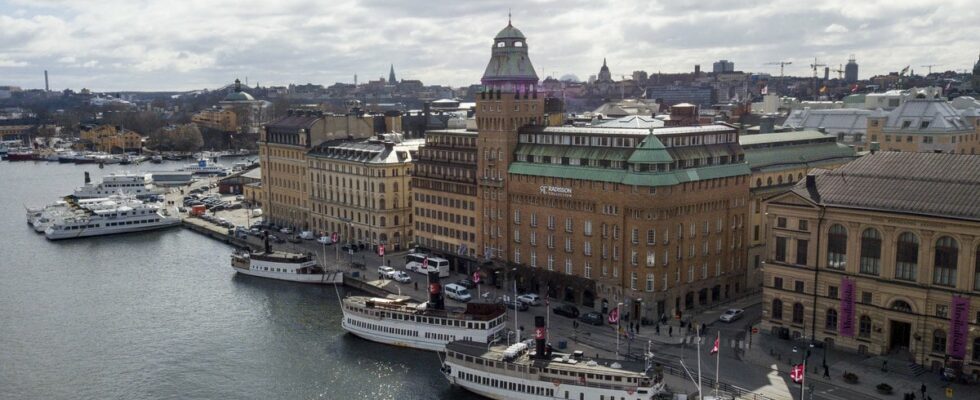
[1,0,977,92]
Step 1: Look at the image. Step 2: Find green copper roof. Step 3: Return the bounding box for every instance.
[495,24,526,39]
[743,142,857,172]
[508,162,750,187]
[515,144,632,162]
[626,136,673,163]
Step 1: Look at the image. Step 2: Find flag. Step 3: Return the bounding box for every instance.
[945,82,952,91]
[761,85,768,95]
[710,336,720,355]
[790,364,805,384]
[607,307,620,324]
[900,65,910,76]
[851,84,859,93]
[819,85,827,94]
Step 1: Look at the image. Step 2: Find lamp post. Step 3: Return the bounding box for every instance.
[616,302,624,359]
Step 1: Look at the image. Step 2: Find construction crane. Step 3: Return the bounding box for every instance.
[920,64,941,75]
[764,61,793,78]
[809,58,827,78]
[810,58,827,100]
[832,64,845,80]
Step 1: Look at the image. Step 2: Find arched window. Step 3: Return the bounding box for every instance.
[767,177,773,186]
[859,315,872,338]
[378,183,386,193]
[496,41,506,48]
[788,174,795,183]
[393,182,399,192]
[778,175,783,185]
[792,303,805,323]
[890,300,913,313]
[756,178,762,187]
[895,232,919,281]
[933,236,958,287]
[380,217,386,227]
[378,199,386,210]
[933,329,947,353]
[771,299,783,320]
[827,224,847,269]
[825,309,838,331]
[859,228,882,275]
[393,215,399,226]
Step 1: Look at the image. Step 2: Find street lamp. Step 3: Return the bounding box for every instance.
[615,302,624,359]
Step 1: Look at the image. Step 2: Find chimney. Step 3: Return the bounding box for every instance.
[534,316,548,358]
[817,126,826,134]
[806,173,816,190]
[694,64,701,78]
[870,141,879,154]
[427,270,444,310]
[44,70,49,92]
[760,116,774,134]
[263,234,271,254]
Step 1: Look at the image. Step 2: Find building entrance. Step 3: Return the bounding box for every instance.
[889,320,912,353]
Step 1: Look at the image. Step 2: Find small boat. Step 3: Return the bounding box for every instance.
[230,246,340,284]
[6,149,37,161]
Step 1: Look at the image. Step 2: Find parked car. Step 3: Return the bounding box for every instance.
[516,293,541,306]
[341,244,357,252]
[498,297,529,311]
[456,278,477,289]
[444,283,473,302]
[578,311,604,326]
[317,236,333,245]
[391,271,412,283]
[553,303,580,318]
[287,235,301,243]
[719,308,744,323]
[279,227,293,234]
[299,231,315,240]
[377,266,396,278]
[269,235,285,244]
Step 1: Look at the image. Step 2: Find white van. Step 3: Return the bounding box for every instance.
[405,253,450,278]
[444,283,472,302]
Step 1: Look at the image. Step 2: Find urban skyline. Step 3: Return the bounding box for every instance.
[1,0,978,92]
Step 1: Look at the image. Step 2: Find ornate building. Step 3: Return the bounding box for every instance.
[761,152,980,376]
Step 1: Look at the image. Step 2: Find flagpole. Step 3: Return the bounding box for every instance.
[697,325,702,399]
[801,357,807,400]
[715,331,721,398]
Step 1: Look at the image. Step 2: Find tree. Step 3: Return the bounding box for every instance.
[147,124,203,152]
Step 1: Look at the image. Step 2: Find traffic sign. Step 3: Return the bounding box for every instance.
[378,244,385,256]
[331,232,338,243]
[473,271,481,284]
[752,327,759,334]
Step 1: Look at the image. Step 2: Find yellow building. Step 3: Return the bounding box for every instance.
[761,152,980,377]
[78,124,142,153]
[307,134,421,251]
[191,108,238,132]
[412,129,480,272]
[741,131,858,290]
[865,97,980,154]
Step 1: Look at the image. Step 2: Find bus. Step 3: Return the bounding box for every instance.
[405,253,450,278]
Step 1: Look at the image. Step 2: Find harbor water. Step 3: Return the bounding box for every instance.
[0,160,478,399]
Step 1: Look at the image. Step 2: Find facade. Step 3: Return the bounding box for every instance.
[412,129,480,272]
[844,57,859,83]
[712,60,735,74]
[191,107,237,132]
[865,97,980,154]
[218,79,273,134]
[782,108,871,151]
[647,86,714,108]
[308,134,420,252]
[77,124,142,153]
[761,152,980,376]
[741,131,858,290]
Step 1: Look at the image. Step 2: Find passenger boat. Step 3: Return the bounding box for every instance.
[6,148,36,161]
[178,159,229,176]
[442,317,668,400]
[72,172,162,199]
[44,196,179,240]
[340,275,507,352]
[230,243,341,284]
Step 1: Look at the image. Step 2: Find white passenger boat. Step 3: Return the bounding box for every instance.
[44,197,179,240]
[442,317,668,400]
[230,248,341,284]
[72,172,162,199]
[340,277,507,352]
[179,159,229,176]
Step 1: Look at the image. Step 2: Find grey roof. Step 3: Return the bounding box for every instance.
[790,152,980,221]
[266,115,321,130]
[595,115,666,129]
[880,98,972,132]
[739,130,831,147]
[482,23,538,85]
[494,24,525,39]
[782,108,869,134]
[309,137,422,164]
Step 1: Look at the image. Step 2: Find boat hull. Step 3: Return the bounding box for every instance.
[341,317,447,352]
[45,220,180,240]
[232,266,341,284]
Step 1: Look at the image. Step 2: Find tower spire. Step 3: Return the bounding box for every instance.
[388,64,396,84]
[508,9,511,26]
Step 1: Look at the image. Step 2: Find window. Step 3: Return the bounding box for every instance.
[825,309,838,331]
[975,245,980,291]
[583,220,592,236]
[646,229,655,244]
[630,272,637,290]
[798,220,808,231]
[827,224,847,269]
[646,273,655,292]
[646,251,655,267]
[771,299,783,320]
[933,329,946,353]
[936,304,949,318]
[565,259,573,275]
[861,291,872,305]
[796,239,808,266]
[631,228,638,244]
[774,276,784,289]
[859,316,872,338]
[565,218,573,233]
[776,217,787,228]
[828,285,838,299]
[794,280,804,293]
[513,209,521,224]
[933,236,958,287]
[859,228,881,275]
[896,233,919,281]
[775,237,787,262]
[792,303,804,324]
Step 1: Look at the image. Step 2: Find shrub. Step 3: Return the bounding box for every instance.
[876,383,892,394]
[842,371,859,384]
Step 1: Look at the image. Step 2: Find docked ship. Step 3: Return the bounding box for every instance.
[150,171,195,186]
[341,274,507,352]
[230,241,341,284]
[442,317,668,400]
[178,159,229,176]
[44,196,179,240]
[72,172,162,199]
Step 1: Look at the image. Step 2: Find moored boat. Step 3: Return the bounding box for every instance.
[230,246,341,284]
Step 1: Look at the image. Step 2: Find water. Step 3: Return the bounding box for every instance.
[0,160,478,400]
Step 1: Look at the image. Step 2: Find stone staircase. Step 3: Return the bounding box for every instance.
[860,355,926,377]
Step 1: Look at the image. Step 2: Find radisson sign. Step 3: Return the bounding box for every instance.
[539,185,572,197]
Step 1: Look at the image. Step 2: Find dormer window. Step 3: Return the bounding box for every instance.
[496,41,506,47]
[513,41,523,47]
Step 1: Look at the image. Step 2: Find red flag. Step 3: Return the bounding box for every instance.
[790,364,805,384]
[378,244,385,256]
[710,336,720,355]
[607,307,620,324]
[850,84,858,93]
[761,85,768,95]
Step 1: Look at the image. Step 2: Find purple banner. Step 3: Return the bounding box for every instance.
[948,296,970,359]
[839,277,855,337]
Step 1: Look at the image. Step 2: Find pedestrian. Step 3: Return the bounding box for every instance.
[882,360,888,372]
[920,383,926,398]
[656,324,660,335]
[414,282,418,291]
[668,326,672,337]
[910,392,916,400]
[636,323,640,334]
[701,322,707,336]
[903,392,909,400]
[823,363,830,379]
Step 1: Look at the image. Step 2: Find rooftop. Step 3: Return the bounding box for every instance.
[879,98,972,132]
[790,152,980,221]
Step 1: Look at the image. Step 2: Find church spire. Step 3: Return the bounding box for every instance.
[388,64,396,84]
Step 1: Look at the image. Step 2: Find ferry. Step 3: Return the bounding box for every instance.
[230,247,341,284]
[178,159,229,176]
[44,197,179,240]
[340,276,507,352]
[73,172,162,199]
[442,317,668,400]
[150,171,195,186]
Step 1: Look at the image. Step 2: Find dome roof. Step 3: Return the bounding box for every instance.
[224,91,255,102]
[495,23,526,40]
